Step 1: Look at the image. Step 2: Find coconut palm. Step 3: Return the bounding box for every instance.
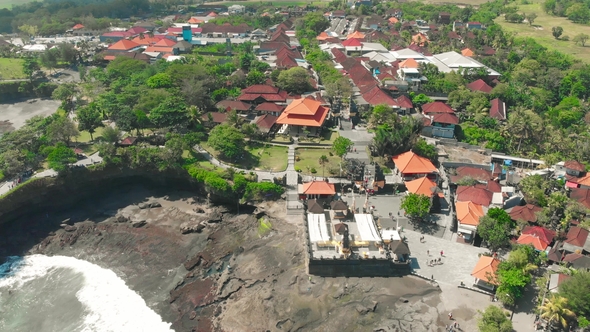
[319,155,329,177]
[539,295,575,329]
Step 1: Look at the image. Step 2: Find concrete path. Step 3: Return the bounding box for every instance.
[403,228,489,286]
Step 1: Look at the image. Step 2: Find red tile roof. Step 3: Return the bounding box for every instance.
[517,234,549,251]
[565,160,585,172]
[302,181,336,195]
[216,100,252,111]
[202,112,228,123]
[456,201,485,226]
[563,253,590,269]
[331,48,347,63]
[466,79,493,93]
[341,38,362,47]
[362,87,398,107]
[255,114,278,131]
[509,204,543,223]
[276,97,329,127]
[522,226,556,244]
[456,186,493,206]
[489,98,506,120]
[127,27,148,35]
[132,35,161,45]
[405,176,438,197]
[455,166,492,181]
[422,101,454,114]
[392,151,437,175]
[471,256,500,285]
[154,38,177,47]
[570,188,590,209]
[243,85,279,94]
[395,95,413,109]
[120,137,137,146]
[432,112,459,125]
[72,24,85,30]
[108,39,140,51]
[565,226,589,248]
[255,102,285,113]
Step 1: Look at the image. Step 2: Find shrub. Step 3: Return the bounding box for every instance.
[311,167,317,173]
[243,182,284,201]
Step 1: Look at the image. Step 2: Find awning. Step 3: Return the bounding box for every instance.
[458,225,476,234]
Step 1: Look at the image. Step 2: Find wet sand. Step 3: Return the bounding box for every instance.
[0,185,467,332]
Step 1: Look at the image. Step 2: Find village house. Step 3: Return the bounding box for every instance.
[471,255,500,291]
[392,151,438,181]
[456,201,485,242]
[276,97,330,137]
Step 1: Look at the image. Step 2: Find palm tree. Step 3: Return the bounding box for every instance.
[539,295,575,329]
[187,105,202,127]
[319,155,329,177]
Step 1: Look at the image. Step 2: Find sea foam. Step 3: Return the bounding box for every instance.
[0,255,173,332]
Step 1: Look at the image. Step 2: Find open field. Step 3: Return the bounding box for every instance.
[418,0,491,5]
[295,147,341,176]
[201,141,288,171]
[206,0,328,6]
[495,0,590,62]
[0,0,35,9]
[0,58,25,80]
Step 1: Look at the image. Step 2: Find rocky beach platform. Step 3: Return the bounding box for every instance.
[0,184,476,331]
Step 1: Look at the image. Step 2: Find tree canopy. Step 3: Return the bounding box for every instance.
[277,67,312,94]
[401,193,431,220]
[207,124,245,161]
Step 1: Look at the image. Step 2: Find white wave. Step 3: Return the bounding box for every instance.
[0,255,174,332]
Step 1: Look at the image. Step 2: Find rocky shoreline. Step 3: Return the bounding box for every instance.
[0,184,449,331]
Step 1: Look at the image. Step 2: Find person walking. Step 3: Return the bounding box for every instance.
[427,250,430,256]
[448,312,452,320]
[440,250,444,257]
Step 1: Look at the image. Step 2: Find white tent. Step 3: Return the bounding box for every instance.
[308,213,331,242]
[354,214,381,242]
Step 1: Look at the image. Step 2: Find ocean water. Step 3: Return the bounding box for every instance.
[0,255,173,332]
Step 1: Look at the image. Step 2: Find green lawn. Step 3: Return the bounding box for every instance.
[0,0,35,8]
[418,0,491,4]
[76,127,106,143]
[298,130,340,144]
[295,147,342,176]
[0,58,25,80]
[495,0,590,63]
[207,0,328,6]
[200,141,288,171]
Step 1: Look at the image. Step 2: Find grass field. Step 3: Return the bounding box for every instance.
[419,0,491,5]
[0,58,25,80]
[0,0,35,9]
[201,141,288,171]
[207,0,328,6]
[495,0,590,62]
[295,147,341,176]
[76,127,106,143]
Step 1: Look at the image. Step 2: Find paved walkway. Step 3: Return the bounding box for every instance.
[0,152,102,196]
[403,228,489,286]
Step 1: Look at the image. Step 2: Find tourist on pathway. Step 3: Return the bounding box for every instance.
[448,312,452,320]
[440,250,444,257]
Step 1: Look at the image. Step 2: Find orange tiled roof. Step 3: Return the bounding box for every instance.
[132,35,161,45]
[471,256,500,285]
[188,17,203,24]
[392,151,437,174]
[347,31,365,39]
[461,48,474,57]
[276,97,329,127]
[399,58,419,68]
[405,176,437,197]
[388,17,399,24]
[302,181,336,195]
[316,31,330,41]
[108,39,140,51]
[456,201,484,226]
[517,234,549,251]
[154,38,177,47]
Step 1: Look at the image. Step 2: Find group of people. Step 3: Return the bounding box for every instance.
[446,313,460,331]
